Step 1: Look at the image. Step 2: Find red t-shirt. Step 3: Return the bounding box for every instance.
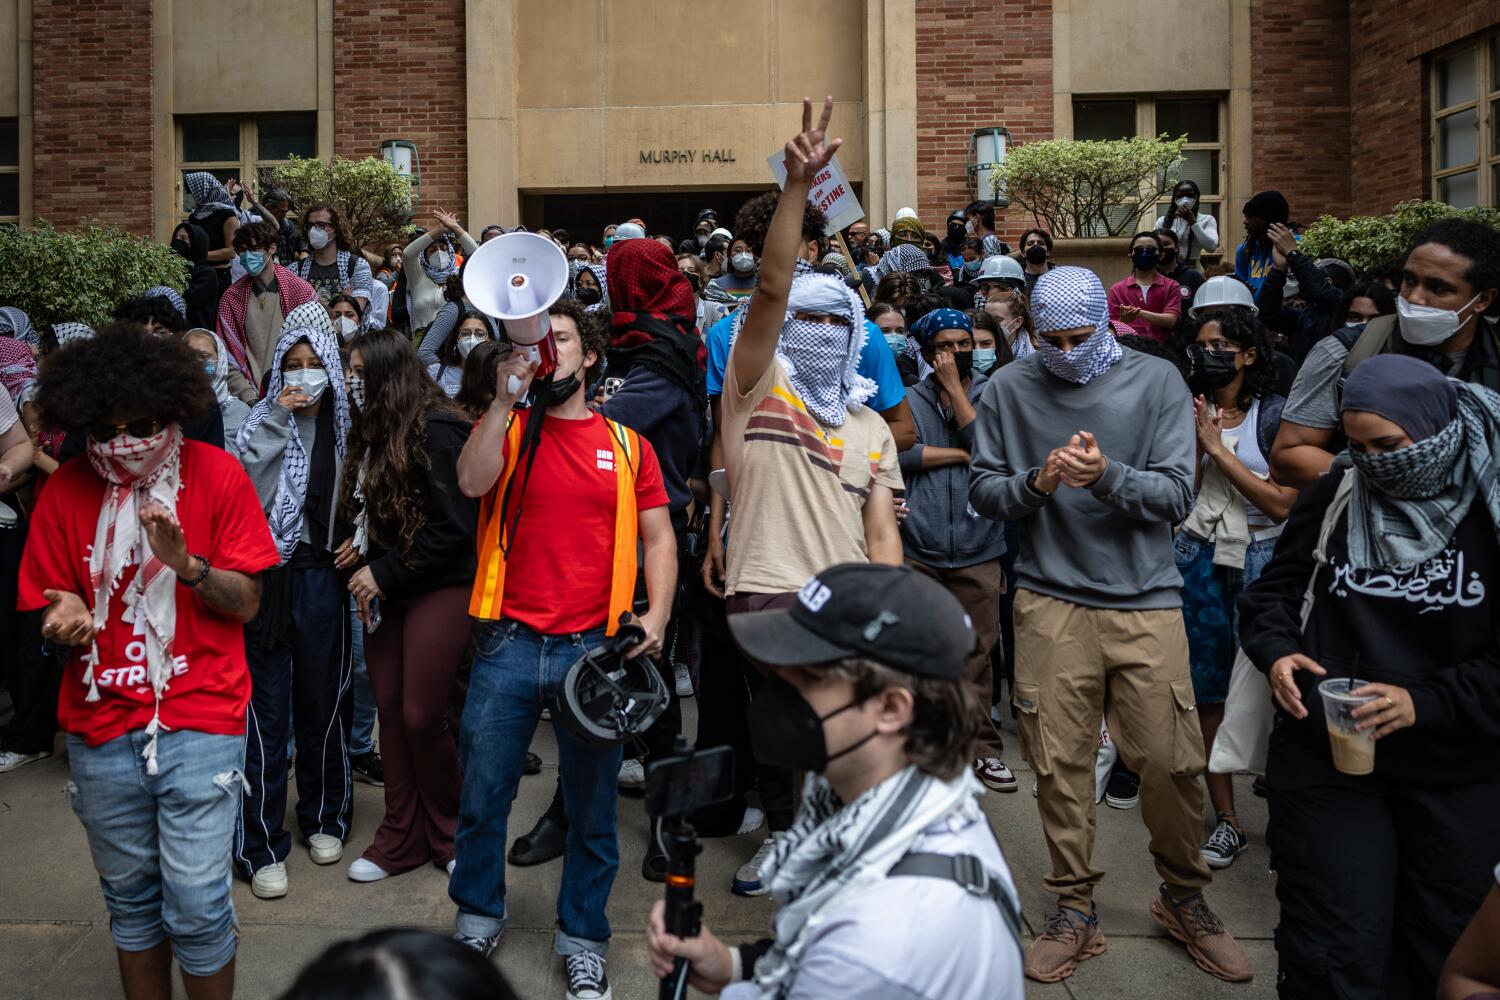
[18,441,280,747]
[1106,274,1183,342]
[494,409,668,634]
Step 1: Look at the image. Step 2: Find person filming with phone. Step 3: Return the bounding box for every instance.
[646,563,1024,999]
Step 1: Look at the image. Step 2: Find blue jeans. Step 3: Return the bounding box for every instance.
[349,597,376,757]
[450,620,621,956]
[66,730,244,976]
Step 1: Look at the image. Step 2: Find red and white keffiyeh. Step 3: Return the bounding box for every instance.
[84,424,184,774]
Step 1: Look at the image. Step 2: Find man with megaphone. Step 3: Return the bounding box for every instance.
[449,254,678,1000]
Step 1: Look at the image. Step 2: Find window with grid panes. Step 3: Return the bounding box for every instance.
[177,113,317,212]
[1070,97,1225,238]
[1431,33,1500,208]
[0,119,19,226]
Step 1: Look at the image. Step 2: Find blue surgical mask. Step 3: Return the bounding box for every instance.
[239,251,266,274]
[603,236,615,250]
[884,332,907,353]
[203,359,217,377]
[972,347,997,373]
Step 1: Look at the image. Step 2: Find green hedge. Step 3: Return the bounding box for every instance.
[0,222,189,329]
[1298,200,1500,274]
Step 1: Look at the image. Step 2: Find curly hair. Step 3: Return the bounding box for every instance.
[825,657,981,781]
[340,330,466,553]
[35,321,211,431]
[873,272,922,310]
[549,297,609,388]
[1408,218,1500,316]
[1173,308,1277,408]
[112,295,187,335]
[300,201,352,252]
[732,190,828,256]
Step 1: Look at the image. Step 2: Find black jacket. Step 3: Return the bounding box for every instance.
[1239,468,1500,785]
[364,409,478,602]
[1256,251,1344,363]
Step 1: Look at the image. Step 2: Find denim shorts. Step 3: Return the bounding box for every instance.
[66,729,244,976]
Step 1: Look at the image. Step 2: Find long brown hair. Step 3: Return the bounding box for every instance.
[340,329,467,552]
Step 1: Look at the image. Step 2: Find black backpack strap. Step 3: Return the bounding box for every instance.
[1256,394,1287,460]
[887,852,1024,957]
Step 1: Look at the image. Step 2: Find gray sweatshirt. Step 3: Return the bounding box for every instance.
[969,350,1194,609]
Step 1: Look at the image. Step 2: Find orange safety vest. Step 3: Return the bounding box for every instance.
[468,412,641,635]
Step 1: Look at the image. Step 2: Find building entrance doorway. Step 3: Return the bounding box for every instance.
[520,189,769,251]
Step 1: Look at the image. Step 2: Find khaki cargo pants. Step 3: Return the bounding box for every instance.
[1011,589,1212,914]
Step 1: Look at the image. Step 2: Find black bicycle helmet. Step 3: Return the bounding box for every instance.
[553,616,669,747]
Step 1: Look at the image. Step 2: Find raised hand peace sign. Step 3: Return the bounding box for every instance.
[784,96,843,184]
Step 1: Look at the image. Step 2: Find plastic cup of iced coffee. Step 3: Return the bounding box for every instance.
[1318,678,1377,776]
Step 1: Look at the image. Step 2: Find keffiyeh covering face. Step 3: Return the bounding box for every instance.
[605,237,705,393]
[1339,354,1500,570]
[82,423,185,775]
[753,767,987,999]
[184,171,237,222]
[144,286,187,321]
[0,306,37,348]
[776,273,876,428]
[0,338,37,404]
[420,240,459,285]
[875,242,934,280]
[235,324,349,563]
[53,322,96,346]
[1030,266,1122,385]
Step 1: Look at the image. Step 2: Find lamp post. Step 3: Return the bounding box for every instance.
[967,127,1010,207]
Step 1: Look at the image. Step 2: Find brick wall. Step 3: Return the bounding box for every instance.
[1250,0,1352,224]
[1346,0,1500,215]
[913,0,1053,244]
[332,0,470,226]
[31,0,155,232]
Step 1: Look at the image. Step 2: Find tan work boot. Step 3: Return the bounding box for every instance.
[1024,907,1107,982]
[1150,886,1253,982]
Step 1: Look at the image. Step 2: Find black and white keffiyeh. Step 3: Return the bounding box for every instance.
[0,306,37,349]
[775,274,876,428]
[53,321,96,346]
[1031,266,1121,384]
[235,320,349,563]
[144,285,187,320]
[184,171,252,223]
[753,767,986,999]
[874,243,933,280]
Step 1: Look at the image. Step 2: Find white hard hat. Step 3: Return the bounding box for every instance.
[1190,275,1259,318]
[894,206,920,221]
[708,227,732,242]
[614,222,646,242]
[977,255,1026,285]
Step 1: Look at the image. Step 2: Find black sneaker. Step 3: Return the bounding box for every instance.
[523,751,542,776]
[351,751,384,787]
[453,930,500,958]
[1104,766,1140,809]
[565,951,612,1000]
[1201,818,1249,869]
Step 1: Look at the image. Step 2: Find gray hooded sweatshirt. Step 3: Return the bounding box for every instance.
[968,350,1194,609]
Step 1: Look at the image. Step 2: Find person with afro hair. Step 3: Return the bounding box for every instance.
[17,322,278,999]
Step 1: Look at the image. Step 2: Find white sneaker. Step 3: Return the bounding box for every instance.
[308,833,343,865]
[252,862,288,899]
[347,857,390,883]
[0,750,50,774]
[732,833,784,897]
[617,759,646,789]
[673,662,694,698]
[737,805,766,836]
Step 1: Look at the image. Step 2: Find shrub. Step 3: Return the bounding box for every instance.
[261,155,414,251]
[0,222,189,328]
[1298,199,1500,273]
[996,135,1190,238]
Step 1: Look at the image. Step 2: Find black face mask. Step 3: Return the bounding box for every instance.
[171,237,193,260]
[746,673,875,773]
[1158,249,1178,268]
[1132,248,1159,271]
[1024,245,1048,265]
[953,350,974,380]
[537,362,587,406]
[946,223,966,240]
[577,286,602,306]
[1187,346,1240,393]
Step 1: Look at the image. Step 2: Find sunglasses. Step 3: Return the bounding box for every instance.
[89,419,161,443]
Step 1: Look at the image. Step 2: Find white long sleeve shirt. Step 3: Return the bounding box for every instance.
[1153,210,1220,262]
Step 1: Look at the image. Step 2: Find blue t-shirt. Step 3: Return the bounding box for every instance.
[704,311,906,412]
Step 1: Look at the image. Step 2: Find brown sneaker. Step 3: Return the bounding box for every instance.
[1024,908,1107,982]
[1149,887,1253,982]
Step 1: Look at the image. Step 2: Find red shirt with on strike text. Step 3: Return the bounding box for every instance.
[491,409,668,635]
[17,441,280,747]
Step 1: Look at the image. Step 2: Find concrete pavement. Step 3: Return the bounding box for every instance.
[0,702,1279,998]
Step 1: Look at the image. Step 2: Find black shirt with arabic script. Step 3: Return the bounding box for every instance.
[1240,467,1500,785]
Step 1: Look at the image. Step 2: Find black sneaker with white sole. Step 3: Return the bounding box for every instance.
[1104,766,1140,809]
[1200,818,1249,869]
[453,930,500,958]
[565,951,612,1000]
[351,751,384,787]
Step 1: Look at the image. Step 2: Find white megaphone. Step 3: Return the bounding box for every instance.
[463,231,571,395]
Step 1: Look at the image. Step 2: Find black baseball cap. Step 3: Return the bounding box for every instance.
[696,208,718,224]
[729,563,975,680]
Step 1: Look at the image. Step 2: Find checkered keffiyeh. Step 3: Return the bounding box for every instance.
[0,337,37,404]
[774,274,875,428]
[1030,266,1121,384]
[53,322,96,346]
[0,306,37,348]
[185,171,243,222]
[605,237,704,392]
[144,286,187,320]
[874,243,932,280]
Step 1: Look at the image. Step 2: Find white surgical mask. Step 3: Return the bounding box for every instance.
[432,251,454,272]
[284,368,329,402]
[731,252,755,274]
[696,233,709,248]
[307,227,332,251]
[1396,292,1482,347]
[1175,196,1195,211]
[335,315,359,340]
[457,333,486,358]
[965,219,976,234]
[347,375,365,409]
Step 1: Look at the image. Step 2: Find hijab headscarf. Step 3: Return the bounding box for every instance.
[420,238,459,285]
[187,327,234,407]
[570,261,610,312]
[606,237,704,394]
[185,171,238,222]
[0,337,37,404]
[0,307,37,349]
[775,273,876,428]
[1339,354,1500,570]
[1030,266,1122,385]
[889,217,924,244]
[236,323,350,563]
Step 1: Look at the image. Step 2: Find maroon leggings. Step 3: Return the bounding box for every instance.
[361,585,470,874]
